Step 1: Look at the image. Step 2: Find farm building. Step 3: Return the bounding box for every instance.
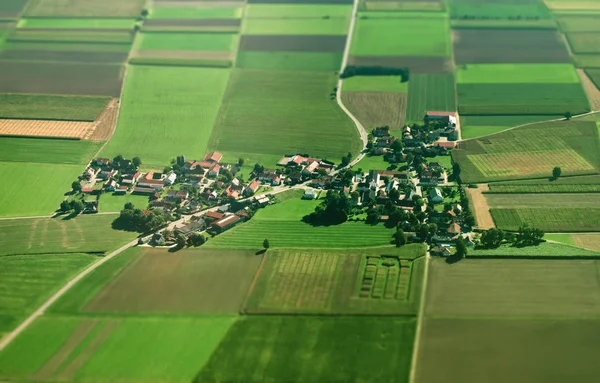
[211,214,241,233]
[303,189,317,200]
[164,172,177,186]
[175,220,206,236]
[448,223,461,236]
[428,188,444,203]
[245,180,260,196]
[204,151,223,163]
[427,111,457,127]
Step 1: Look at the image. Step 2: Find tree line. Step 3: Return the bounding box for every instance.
[340,66,410,82]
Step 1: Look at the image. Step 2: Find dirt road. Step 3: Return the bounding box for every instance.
[465,184,495,229]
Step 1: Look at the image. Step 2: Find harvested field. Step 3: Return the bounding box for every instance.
[84,248,262,314]
[236,51,342,71]
[342,92,407,129]
[143,18,241,27]
[0,50,129,63]
[405,74,456,123]
[25,0,145,17]
[195,316,416,383]
[415,318,600,383]
[453,28,571,64]
[491,207,600,232]
[88,99,119,141]
[348,55,453,73]
[0,94,108,121]
[486,193,600,208]
[425,257,600,317]
[239,34,346,52]
[0,119,92,139]
[0,61,123,97]
[572,233,600,251]
[464,184,494,229]
[243,17,349,35]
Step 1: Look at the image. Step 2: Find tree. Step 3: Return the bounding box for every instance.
[480,228,504,248]
[124,202,135,210]
[552,166,562,179]
[238,158,245,166]
[113,154,124,164]
[176,234,187,249]
[341,152,352,167]
[564,111,572,120]
[388,188,400,201]
[455,236,467,258]
[517,224,544,246]
[132,157,142,168]
[141,9,149,17]
[417,224,430,242]
[393,229,406,247]
[71,200,84,214]
[452,162,461,183]
[71,181,82,192]
[390,140,403,153]
[60,200,71,212]
[162,229,172,239]
[188,232,205,247]
[263,238,270,250]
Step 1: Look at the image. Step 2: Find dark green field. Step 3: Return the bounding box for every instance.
[0,94,109,121]
[405,74,456,123]
[491,207,600,232]
[0,137,101,164]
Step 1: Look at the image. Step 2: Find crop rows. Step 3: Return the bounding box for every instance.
[488,184,600,193]
[359,256,411,301]
[491,208,600,232]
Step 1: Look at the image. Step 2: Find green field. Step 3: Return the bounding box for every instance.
[195,316,416,383]
[456,63,581,84]
[101,65,230,168]
[0,137,101,164]
[362,1,445,12]
[351,17,450,56]
[587,69,600,89]
[460,115,558,139]
[0,94,109,121]
[0,0,29,16]
[19,18,136,29]
[343,76,409,92]
[0,215,136,256]
[450,18,558,28]
[491,208,600,232]
[557,14,600,32]
[453,120,600,182]
[8,30,134,44]
[0,253,96,333]
[487,183,600,193]
[3,41,132,52]
[242,18,349,35]
[354,154,392,171]
[246,4,352,18]
[98,193,150,213]
[497,173,600,185]
[236,51,342,71]
[405,74,456,123]
[136,32,238,51]
[448,0,552,19]
[150,7,242,19]
[209,69,360,163]
[24,0,145,17]
[467,241,600,257]
[567,32,600,54]
[128,57,232,68]
[574,54,600,67]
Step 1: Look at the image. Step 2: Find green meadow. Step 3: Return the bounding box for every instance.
[3,41,132,52]
[460,115,559,139]
[456,64,581,84]
[101,65,230,168]
[405,74,456,123]
[242,18,349,35]
[0,138,101,164]
[19,18,136,29]
[136,32,238,51]
[150,7,242,19]
[0,94,109,121]
[246,4,352,18]
[236,51,342,72]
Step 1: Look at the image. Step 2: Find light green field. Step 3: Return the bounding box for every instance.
[3,41,132,52]
[0,137,101,164]
[358,11,448,18]
[343,76,409,92]
[0,162,82,217]
[557,14,600,32]
[351,17,450,56]
[8,30,134,44]
[136,32,238,51]
[236,51,342,71]
[98,193,150,213]
[246,4,352,18]
[210,69,361,163]
[0,94,108,121]
[405,74,456,123]
[465,241,599,257]
[460,115,558,139]
[354,154,393,171]
[0,215,136,256]
[364,1,445,11]
[18,18,136,29]
[456,64,581,84]
[150,7,242,19]
[243,18,349,35]
[24,0,145,17]
[101,65,230,168]
[0,253,97,333]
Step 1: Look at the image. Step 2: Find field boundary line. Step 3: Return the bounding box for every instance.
[0,239,138,352]
[409,251,430,383]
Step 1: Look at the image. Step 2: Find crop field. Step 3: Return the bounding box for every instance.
[136,32,238,51]
[101,65,230,168]
[0,94,109,121]
[405,74,456,123]
[456,63,580,84]
[546,0,600,11]
[574,54,600,67]
[150,7,243,19]
[453,29,571,64]
[236,51,343,71]
[245,247,425,315]
[362,1,445,12]
[209,69,360,162]
[450,18,558,28]
[351,16,450,56]
[0,119,94,139]
[0,253,96,334]
[243,18,349,35]
[587,68,600,89]
[453,121,600,182]
[415,318,600,383]
[342,76,408,92]
[25,0,145,17]
[0,61,123,97]
[491,207,600,231]
[342,92,407,129]
[460,115,557,139]
[195,316,416,383]
[246,4,351,18]
[488,183,600,193]
[0,316,236,382]
[0,215,136,257]
[0,49,129,64]
[83,248,262,314]
[0,0,28,17]
[425,257,600,317]
[6,30,135,44]
[557,14,600,32]
[578,69,600,110]
[485,192,600,208]
[18,18,136,30]
[239,34,346,52]
[467,241,600,257]
[570,234,600,251]
[348,54,453,73]
[0,137,101,165]
[566,32,600,54]
[3,41,131,53]
[448,0,552,19]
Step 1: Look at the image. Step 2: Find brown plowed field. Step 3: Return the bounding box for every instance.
[453,29,571,64]
[144,18,241,27]
[133,49,233,60]
[348,55,452,73]
[239,35,346,52]
[88,99,119,141]
[465,184,495,229]
[0,119,93,139]
[578,68,600,110]
[342,92,407,129]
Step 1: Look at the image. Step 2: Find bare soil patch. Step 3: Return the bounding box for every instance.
[0,119,93,139]
[572,234,600,252]
[133,49,233,60]
[88,99,119,141]
[348,55,453,74]
[578,68,600,110]
[342,92,407,129]
[453,29,571,64]
[239,35,346,52]
[465,184,495,229]
[144,18,241,27]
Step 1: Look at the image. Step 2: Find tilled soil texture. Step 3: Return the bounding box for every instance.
[88,99,119,141]
[465,184,495,229]
[578,68,600,110]
[0,61,123,96]
[0,119,93,139]
[348,55,453,73]
[240,35,347,52]
[453,28,572,64]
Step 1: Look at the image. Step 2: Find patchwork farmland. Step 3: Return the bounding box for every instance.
[0,0,600,382]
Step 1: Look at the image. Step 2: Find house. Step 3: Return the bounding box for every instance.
[167,190,189,200]
[103,179,118,192]
[98,169,118,181]
[426,111,457,128]
[208,164,221,177]
[175,220,206,236]
[288,155,308,167]
[224,185,241,199]
[447,222,461,236]
[373,126,390,137]
[120,172,142,186]
[255,196,270,207]
[402,126,411,136]
[83,167,96,179]
[303,188,317,200]
[132,187,156,195]
[302,161,319,176]
[83,201,98,214]
[95,158,112,167]
[235,209,249,221]
[204,151,223,163]
[204,210,225,223]
[432,245,452,257]
[434,141,457,149]
[164,172,177,186]
[115,185,128,195]
[428,188,444,203]
[244,180,260,196]
[310,179,326,188]
[211,214,241,233]
[82,186,94,194]
[375,136,397,148]
[137,179,164,191]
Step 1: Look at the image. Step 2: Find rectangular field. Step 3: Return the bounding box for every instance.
[557,14,600,32]
[18,18,136,29]
[83,248,262,314]
[0,215,137,256]
[243,17,349,35]
[342,92,407,129]
[236,51,343,71]
[405,74,456,123]
[8,30,135,44]
[491,207,600,231]
[460,115,557,139]
[566,32,600,54]
[485,193,600,208]
[456,63,580,84]
[239,34,346,52]
[209,69,360,161]
[150,6,243,19]
[467,241,600,257]
[246,4,351,18]
[0,0,29,17]
[487,183,600,193]
[100,65,230,168]
[195,316,416,383]
[136,32,238,51]
[348,55,453,73]
[342,76,408,92]
[448,0,552,19]
[25,0,145,17]
[0,94,109,121]
[0,119,93,139]
[3,41,131,53]
[0,137,101,164]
